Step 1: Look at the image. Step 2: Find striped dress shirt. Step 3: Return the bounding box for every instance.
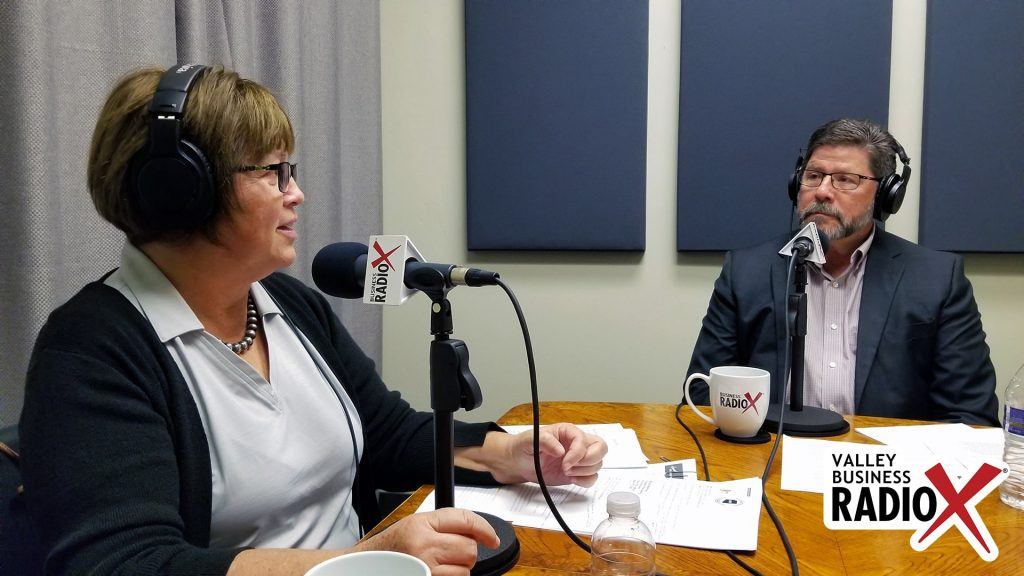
[800,229,876,415]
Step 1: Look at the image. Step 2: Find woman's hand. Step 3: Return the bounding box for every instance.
[354,508,499,576]
[491,423,608,487]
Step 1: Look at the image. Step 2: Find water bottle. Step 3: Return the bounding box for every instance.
[591,491,656,576]
[1000,363,1024,510]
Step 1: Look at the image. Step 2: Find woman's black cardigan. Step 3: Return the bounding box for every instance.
[20,272,499,575]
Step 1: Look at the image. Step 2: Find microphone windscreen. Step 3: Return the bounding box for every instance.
[312,242,368,299]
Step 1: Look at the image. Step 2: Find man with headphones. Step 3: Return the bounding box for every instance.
[687,118,999,426]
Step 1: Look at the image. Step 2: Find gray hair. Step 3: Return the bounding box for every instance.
[805,118,899,178]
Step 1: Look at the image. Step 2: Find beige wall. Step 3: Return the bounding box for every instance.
[380,0,1024,424]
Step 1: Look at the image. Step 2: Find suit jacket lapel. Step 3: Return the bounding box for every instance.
[855,230,905,409]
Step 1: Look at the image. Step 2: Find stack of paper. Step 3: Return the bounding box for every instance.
[856,423,1004,465]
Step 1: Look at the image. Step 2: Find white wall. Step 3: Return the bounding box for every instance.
[380,0,1024,424]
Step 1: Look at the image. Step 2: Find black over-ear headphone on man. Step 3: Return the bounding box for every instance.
[126,64,216,231]
[787,140,912,222]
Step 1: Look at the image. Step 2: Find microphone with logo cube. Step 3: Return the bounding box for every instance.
[312,236,517,576]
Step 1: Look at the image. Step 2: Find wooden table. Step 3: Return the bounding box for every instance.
[369,402,1023,575]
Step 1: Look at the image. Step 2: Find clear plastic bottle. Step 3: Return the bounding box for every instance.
[591,491,656,576]
[1000,363,1024,510]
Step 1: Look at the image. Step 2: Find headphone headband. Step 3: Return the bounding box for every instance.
[892,141,910,167]
[149,64,207,116]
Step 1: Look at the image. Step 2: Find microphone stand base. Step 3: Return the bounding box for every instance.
[472,512,520,575]
[762,404,850,437]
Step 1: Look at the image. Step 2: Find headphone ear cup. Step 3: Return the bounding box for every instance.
[130,138,216,231]
[886,174,906,218]
[788,171,801,204]
[176,138,216,226]
[873,174,903,221]
[788,155,804,204]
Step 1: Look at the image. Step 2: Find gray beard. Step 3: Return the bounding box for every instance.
[799,201,874,241]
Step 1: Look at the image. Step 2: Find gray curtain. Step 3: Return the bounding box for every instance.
[0,0,382,427]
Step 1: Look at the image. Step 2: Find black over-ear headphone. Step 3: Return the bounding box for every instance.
[126,64,216,232]
[788,140,912,222]
[874,142,911,221]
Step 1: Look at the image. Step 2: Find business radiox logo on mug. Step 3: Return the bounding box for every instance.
[823,444,1008,561]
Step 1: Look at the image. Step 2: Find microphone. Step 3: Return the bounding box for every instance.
[792,231,828,260]
[763,221,849,438]
[314,239,521,572]
[311,240,500,301]
[779,222,829,263]
[311,242,370,299]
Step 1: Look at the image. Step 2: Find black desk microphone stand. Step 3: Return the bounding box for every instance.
[416,271,519,575]
[762,257,850,437]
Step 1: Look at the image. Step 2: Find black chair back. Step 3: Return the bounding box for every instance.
[0,425,45,576]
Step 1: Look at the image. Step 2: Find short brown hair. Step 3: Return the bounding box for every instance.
[805,118,898,179]
[87,65,295,244]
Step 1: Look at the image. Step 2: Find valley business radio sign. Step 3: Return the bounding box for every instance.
[824,444,1008,562]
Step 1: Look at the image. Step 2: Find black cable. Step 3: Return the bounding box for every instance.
[495,278,592,553]
[674,402,709,482]
[674,257,800,575]
[755,256,799,575]
[497,275,795,575]
[763,256,797,484]
[676,402,761,576]
[762,492,797,576]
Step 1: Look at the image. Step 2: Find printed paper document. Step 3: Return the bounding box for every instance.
[417,464,761,551]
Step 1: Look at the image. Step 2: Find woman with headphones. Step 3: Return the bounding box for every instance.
[19,64,607,576]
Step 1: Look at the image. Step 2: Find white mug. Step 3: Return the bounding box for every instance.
[684,366,770,437]
[304,551,431,576]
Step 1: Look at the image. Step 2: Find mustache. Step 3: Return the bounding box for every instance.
[799,202,843,222]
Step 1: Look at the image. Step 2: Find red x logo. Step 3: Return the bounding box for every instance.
[371,240,400,268]
[916,462,1002,554]
[742,392,763,415]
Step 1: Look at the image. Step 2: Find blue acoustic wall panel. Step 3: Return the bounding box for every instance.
[919,1,1024,252]
[677,0,892,251]
[466,0,648,250]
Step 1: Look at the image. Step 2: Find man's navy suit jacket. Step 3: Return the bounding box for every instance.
[687,228,999,426]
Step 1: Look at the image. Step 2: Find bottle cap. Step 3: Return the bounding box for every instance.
[606,491,641,517]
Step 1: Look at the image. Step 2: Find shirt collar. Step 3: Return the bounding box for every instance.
[250,280,283,318]
[850,226,876,269]
[809,226,876,280]
[117,242,282,343]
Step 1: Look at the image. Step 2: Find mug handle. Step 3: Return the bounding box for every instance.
[684,373,716,426]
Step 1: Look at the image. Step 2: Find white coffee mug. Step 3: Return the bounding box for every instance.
[304,551,430,576]
[684,366,770,438]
